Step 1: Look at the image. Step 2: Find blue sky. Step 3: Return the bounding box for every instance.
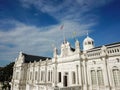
[0,0,120,66]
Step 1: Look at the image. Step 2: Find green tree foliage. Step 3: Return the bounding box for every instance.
[0,62,14,82]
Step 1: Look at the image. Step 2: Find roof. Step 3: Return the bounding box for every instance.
[22,53,51,63]
[87,42,120,52]
[94,42,120,49]
[71,47,75,52]
[83,36,94,43]
[105,42,120,47]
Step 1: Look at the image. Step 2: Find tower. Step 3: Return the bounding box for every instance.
[83,35,94,51]
[75,39,80,53]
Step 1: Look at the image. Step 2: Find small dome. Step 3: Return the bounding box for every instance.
[83,36,94,45]
[83,36,94,51]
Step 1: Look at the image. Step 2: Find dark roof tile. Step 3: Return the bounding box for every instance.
[22,53,51,63]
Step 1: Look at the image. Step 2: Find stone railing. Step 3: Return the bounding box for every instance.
[54,86,81,90]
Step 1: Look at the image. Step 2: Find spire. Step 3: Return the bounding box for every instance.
[75,39,80,53]
[63,37,67,44]
[19,51,23,57]
[53,47,58,58]
[87,31,89,37]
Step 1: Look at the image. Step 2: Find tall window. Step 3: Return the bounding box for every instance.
[97,70,104,85]
[39,70,41,81]
[35,71,37,80]
[30,72,32,80]
[58,72,61,82]
[91,70,97,85]
[51,71,52,82]
[16,72,19,80]
[48,71,50,81]
[41,71,43,81]
[72,71,76,84]
[113,68,120,86]
[43,71,45,82]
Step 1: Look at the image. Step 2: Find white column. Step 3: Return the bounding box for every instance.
[88,69,92,90]
[53,68,55,85]
[50,70,52,82]
[76,65,79,85]
[55,59,58,87]
[38,61,41,83]
[19,66,23,81]
[26,67,29,81]
[83,60,88,90]
[96,70,99,90]
[107,62,113,89]
[32,64,34,82]
[13,67,16,80]
[45,60,48,90]
[79,61,83,87]
[102,57,110,90]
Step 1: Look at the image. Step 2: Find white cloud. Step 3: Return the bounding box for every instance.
[0,20,94,62]
[19,0,113,22]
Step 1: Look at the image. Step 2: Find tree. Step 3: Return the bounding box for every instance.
[0,62,14,82]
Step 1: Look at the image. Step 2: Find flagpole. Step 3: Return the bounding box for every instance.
[73,31,76,42]
[63,28,65,43]
[60,24,65,43]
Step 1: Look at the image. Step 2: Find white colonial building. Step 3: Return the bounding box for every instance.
[11,35,120,90]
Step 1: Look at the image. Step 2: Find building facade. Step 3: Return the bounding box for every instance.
[11,36,120,90]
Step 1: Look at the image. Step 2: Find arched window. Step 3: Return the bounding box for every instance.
[88,41,91,44]
[30,72,32,80]
[72,71,76,84]
[115,49,117,52]
[112,50,114,53]
[91,70,97,85]
[85,42,87,45]
[117,49,119,52]
[110,50,112,53]
[91,68,104,86]
[116,58,120,62]
[92,41,94,45]
[48,71,50,81]
[35,71,37,80]
[112,67,120,86]
[97,70,104,85]
[41,71,44,81]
